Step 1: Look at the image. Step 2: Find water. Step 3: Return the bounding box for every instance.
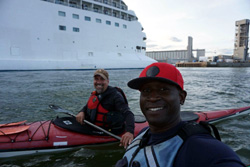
[0,68,250,166]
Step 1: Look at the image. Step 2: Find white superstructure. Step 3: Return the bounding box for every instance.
[0,0,156,71]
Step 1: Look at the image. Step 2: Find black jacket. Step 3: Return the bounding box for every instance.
[81,86,135,134]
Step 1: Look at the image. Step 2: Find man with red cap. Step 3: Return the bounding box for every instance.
[76,69,134,148]
[115,62,245,167]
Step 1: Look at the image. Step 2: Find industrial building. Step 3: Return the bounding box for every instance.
[146,37,205,64]
[233,19,250,61]
[147,19,250,65]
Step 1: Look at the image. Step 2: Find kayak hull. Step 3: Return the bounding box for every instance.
[195,106,250,123]
[1,106,250,158]
[0,120,148,157]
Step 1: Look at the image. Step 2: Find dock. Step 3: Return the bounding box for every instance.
[176,62,250,67]
[176,62,207,67]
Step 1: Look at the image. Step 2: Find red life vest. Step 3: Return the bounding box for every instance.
[86,87,128,129]
[87,91,110,127]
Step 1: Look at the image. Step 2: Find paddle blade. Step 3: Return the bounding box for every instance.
[49,104,75,117]
[0,125,30,135]
[48,104,61,110]
[0,120,27,128]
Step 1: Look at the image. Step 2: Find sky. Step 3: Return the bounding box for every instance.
[124,0,250,57]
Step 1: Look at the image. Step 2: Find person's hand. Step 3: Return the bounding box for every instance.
[119,132,133,149]
[76,112,85,125]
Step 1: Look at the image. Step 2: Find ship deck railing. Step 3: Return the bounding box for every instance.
[49,0,127,12]
[43,0,136,21]
[93,0,127,10]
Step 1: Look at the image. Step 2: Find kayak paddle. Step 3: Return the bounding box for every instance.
[49,104,121,140]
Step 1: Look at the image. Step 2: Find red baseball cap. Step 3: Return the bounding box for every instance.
[128,62,184,90]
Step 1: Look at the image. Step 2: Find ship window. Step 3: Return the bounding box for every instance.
[59,25,66,31]
[115,23,119,27]
[96,18,102,23]
[136,46,141,50]
[123,24,127,29]
[85,16,91,21]
[94,7,99,13]
[82,4,88,10]
[69,1,77,8]
[73,14,79,19]
[73,27,80,32]
[106,20,111,25]
[88,52,93,56]
[58,11,66,17]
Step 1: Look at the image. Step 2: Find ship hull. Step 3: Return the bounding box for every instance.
[0,0,156,71]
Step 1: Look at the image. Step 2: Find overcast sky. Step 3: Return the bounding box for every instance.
[125,0,250,56]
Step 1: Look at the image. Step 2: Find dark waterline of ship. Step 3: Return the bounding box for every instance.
[0,68,250,166]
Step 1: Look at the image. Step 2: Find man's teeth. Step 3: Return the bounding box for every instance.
[149,107,163,111]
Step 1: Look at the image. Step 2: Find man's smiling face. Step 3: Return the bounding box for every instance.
[94,75,109,94]
[139,81,186,133]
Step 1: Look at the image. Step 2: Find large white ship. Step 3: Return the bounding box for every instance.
[0,0,156,71]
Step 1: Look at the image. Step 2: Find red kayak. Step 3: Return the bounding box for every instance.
[0,106,250,158]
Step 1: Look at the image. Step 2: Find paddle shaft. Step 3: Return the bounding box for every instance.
[83,120,121,140]
[49,105,121,140]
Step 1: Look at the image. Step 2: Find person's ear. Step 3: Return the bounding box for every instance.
[179,90,187,105]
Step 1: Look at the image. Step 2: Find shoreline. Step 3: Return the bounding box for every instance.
[176,62,250,67]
